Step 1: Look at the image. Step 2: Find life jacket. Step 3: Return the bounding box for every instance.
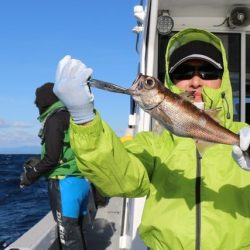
[38,101,81,178]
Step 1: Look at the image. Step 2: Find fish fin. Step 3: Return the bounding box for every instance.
[196,140,214,155]
[196,108,221,153]
[179,91,195,102]
[152,119,165,134]
[204,107,222,123]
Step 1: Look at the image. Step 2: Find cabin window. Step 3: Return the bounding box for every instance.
[216,33,241,121]
[246,34,250,124]
[158,35,171,83]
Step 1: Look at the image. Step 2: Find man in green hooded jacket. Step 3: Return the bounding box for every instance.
[53,28,250,250]
[20,82,90,250]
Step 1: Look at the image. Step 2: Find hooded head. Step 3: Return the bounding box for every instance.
[35,82,59,115]
[165,28,233,128]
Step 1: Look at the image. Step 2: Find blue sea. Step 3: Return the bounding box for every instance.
[0,154,50,250]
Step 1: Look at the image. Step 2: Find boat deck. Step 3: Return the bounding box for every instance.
[86,197,123,250]
[5,197,123,250]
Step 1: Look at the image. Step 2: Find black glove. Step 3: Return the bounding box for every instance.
[20,157,41,188]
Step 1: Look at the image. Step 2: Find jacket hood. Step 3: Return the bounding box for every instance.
[164,28,233,128]
[35,82,59,115]
[38,100,65,122]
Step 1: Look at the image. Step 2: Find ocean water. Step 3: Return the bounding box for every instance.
[0,154,50,250]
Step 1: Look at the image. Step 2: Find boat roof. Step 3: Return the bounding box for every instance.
[154,0,250,31]
[159,0,250,17]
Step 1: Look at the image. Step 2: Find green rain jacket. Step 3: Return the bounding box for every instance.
[69,28,250,250]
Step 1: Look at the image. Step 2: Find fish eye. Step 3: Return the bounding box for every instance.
[144,77,155,89]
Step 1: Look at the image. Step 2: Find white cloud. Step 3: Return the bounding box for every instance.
[0,129,40,148]
[0,118,34,128]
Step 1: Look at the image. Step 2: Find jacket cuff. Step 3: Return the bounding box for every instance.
[70,110,103,136]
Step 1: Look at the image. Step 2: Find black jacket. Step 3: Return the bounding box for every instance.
[35,110,70,175]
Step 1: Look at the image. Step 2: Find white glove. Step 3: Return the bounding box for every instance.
[232,127,250,171]
[53,55,95,124]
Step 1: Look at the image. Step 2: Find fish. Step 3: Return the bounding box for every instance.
[88,74,248,153]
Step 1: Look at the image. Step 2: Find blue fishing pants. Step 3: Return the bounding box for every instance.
[48,176,90,250]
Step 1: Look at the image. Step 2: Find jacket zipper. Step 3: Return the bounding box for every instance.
[195,150,202,250]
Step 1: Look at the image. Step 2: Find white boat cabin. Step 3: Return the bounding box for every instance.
[120,1,250,249]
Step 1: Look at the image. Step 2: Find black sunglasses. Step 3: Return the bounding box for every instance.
[170,65,223,81]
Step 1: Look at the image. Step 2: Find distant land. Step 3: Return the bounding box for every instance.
[0,146,41,154]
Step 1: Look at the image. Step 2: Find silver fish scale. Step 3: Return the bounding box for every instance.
[149,98,239,145]
[153,100,200,136]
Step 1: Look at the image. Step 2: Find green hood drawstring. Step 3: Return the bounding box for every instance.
[221,92,231,120]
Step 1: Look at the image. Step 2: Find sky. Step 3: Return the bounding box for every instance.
[0,0,142,153]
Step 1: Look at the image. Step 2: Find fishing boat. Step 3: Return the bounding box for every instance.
[6,0,250,249]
